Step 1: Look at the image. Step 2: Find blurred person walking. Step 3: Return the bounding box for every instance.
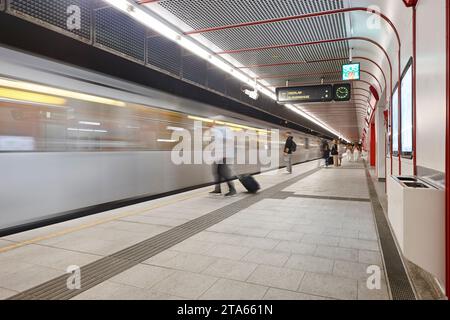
[353,144,360,162]
[322,141,331,167]
[346,144,354,162]
[338,141,345,166]
[284,132,296,174]
[209,125,237,197]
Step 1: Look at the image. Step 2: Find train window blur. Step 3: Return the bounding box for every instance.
[0,79,274,152]
[392,86,399,156]
[401,59,413,158]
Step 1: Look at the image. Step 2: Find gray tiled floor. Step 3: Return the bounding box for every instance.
[299,272,358,300]
[0,160,391,300]
[200,279,268,300]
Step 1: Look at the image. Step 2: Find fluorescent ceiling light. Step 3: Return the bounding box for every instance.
[0,78,126,107]
[79,121,101,126]
[104,0,271,97]
[67,128,108,133]
[188,115,269,134]
[104,0,345,139]
[167,126,185,131]
[188,115,214,123]
[286,104,351,142]
[0,87,66,106]
[157,139,177,143]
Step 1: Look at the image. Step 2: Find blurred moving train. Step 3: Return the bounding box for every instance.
[0,47,323,235]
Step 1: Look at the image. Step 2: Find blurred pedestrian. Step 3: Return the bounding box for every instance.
[331,140,339,167]
[284,132,296,174]
[322,141,330,167]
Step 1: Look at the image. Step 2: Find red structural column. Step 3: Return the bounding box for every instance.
[370,121,376,167]
[412,6,417,176]
[445,0,450,299]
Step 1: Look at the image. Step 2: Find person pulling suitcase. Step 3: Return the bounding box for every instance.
[238,174,260,194]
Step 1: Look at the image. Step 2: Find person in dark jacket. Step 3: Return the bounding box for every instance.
[284,132,296,174]
[322,141,331,167]
[331,140,339,167]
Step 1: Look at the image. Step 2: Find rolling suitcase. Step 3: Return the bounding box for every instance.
[238,175,260,193]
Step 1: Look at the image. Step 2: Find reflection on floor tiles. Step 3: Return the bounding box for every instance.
[1,161,390,300]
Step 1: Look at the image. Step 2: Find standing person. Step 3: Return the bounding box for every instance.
[209,125,237,197]
[338,141,345,166]
[353,144,360,162]
[331,140,339,167]
[322,141,330,167]
[284,132,296,174]
[346,144,352,162]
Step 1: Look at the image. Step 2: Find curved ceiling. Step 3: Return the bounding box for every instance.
[135,0,411,142]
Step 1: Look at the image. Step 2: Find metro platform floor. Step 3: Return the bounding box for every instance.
[0,159,416,300]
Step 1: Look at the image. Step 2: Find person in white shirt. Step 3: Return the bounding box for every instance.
[354,144,361,162]
[346,144,353,162]
[209,126,237,197]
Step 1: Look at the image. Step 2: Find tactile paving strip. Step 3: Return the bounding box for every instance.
[9,167,321,300]
[270,191,370,202]
[363,163,417,300]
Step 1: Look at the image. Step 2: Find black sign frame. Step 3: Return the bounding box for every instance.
[332,83,352,102]
[276,84,333,103]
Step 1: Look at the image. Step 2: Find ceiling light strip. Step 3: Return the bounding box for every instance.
[105,0,346,140]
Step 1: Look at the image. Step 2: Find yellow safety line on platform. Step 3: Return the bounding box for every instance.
[0,190,205,254]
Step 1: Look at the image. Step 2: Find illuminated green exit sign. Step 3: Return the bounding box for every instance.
[342,63,360,80]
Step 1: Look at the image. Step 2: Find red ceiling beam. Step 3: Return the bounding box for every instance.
[257,69,384,93]
[222,37,392,115]
[184,7,401,47]
[215,36,392,97]
[353,93,370,100]
[353,88,372,95]
[353,99,371,105]
[216,37,380,55]
[238,56,387,95]
[269,79,375,88]
[182,6,401,149]
[137,0,161,4]
[402,0,418,7]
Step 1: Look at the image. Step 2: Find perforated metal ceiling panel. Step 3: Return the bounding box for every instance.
[144,0,366,141]
[182,52,208,86]
[147,35,182,76]
[94,6,146,63]
[7,0,91,41]
[207,64,227,94]
[245,59,347,76]
[191,15,348,52]
[158,0,345,29]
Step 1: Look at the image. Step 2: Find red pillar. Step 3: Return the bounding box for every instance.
[370,121,376,167]
[445,0,450,299]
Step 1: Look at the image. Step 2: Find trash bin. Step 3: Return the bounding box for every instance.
[387,175,445,285]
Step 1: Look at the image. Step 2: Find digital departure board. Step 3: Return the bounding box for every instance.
[276,85,333,103]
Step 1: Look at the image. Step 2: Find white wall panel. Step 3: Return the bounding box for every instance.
[415,0,447,173]
[401,158,415,176]
[392,158,400,176]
